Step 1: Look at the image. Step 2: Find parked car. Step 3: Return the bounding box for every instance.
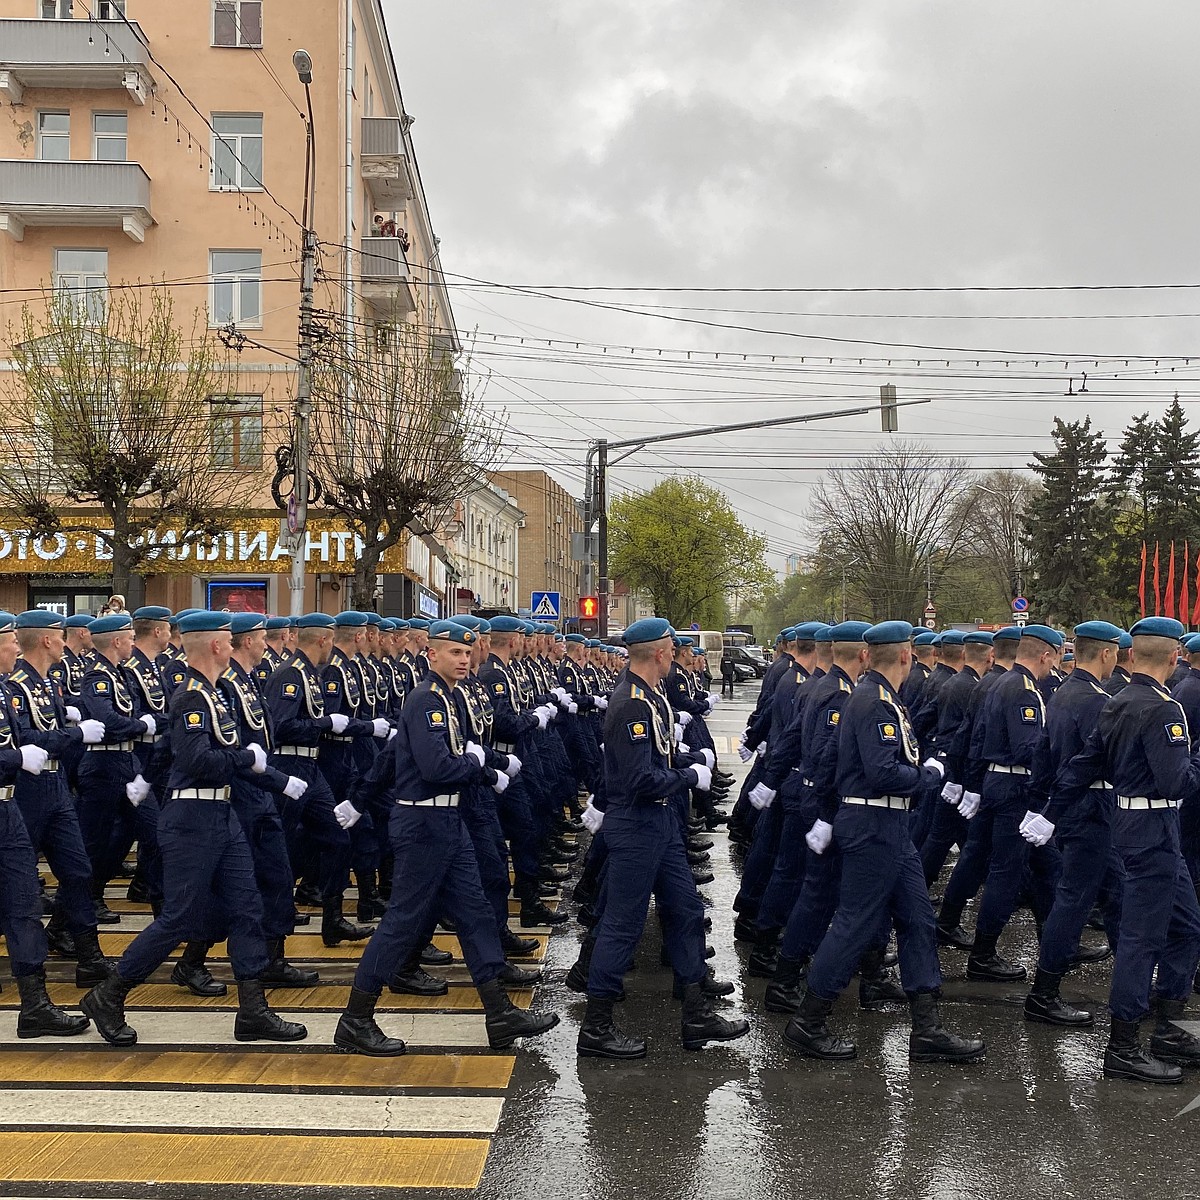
[723,646,767,679]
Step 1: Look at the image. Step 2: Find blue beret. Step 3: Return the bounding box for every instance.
[1061,652,1075,663]
[829,620,871,642]
[295,613,336,629]
[792,622,827,640]
[1117,632,1133,649]
[450,614,484,631]
[865,620,914,646]
[1130,617,1187,641]
[178,611,232,634]
[1021,624,1065,649]
[522,623,538,636]
[674,635,694,648]
[489,615,524,634]
[407,619,431,631]
[364,612,383,626]
[429,619,477,645]
[994,626,1024,642]
[565,633,587,645]
[555,633,565,643]
[390,618,410,630]
[377,619,395,633]
[286,616,299,628]
[88,614,132,635]
[171,608,201,625]
[912,630,938,647]
[938,630,967,646]
[813,625,835,643]
[333,611,369,628]
[964,631,994,645]
[265,616,290,632]
[587,639,604,648]
[16,610,64,630]
[1073,621,1124,644]
[0,611,15,634]
[624,617,675,645]
[773,633,785,646]
[64,614,94,629]
[132,606,172,622]
[1184,634,1200,653]
[230,613,267,634]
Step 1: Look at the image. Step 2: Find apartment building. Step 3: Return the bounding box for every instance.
[491,469,581,612]
[442,482,524,613]
[0,0,457,615]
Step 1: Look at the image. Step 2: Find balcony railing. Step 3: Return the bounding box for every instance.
[0,160,154,242]
[360,116,411,206]
[0,18,151,104]
[359,235,415,316]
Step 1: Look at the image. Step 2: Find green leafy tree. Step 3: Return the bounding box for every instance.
[739,567,841,634]
[609,477,773,628]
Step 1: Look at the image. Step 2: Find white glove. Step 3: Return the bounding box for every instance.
[371,718,391,739]
[139,714,157,736]
[64,705,82,724]
[539,704,557,723]
[552,687,569,702]
[19,744,48,775]
[738,740,755,763]
[674,722,685,746]
[689,763,713,791]
[941,782,964,806]
[749,782,776,810]
[581,797,604,833]
[566,701,579,715]
[700,748,715,769]
[534,707,550,731]
[923,757,945,779]
[78,719,105,745]
[755,743,768,757]
[328,712,350,735]
[387,727,397,741]
[704,698,717,715]
[806,819,833,855]
[465,741,486,767]
[283,776,308,800]
[504,754,523,777]
[1020,810,1056,847]
[959,791,981,819]
[246,742,268,774]
[125,774,150,806]
[595,696,608,710]
[679,712,693,727]
[333,798,361,829]
[707,694,721,710]
[492,771,511,794]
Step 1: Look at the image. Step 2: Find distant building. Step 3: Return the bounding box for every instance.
[491,469,580,609]
[785,553,809,577]
[443,483,523,611]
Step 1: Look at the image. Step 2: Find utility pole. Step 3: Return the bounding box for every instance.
[580,395,930,636]
[288,50,318,617]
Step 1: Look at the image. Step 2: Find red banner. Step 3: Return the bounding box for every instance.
[1166,542,1177,619]
[1139,541,1147,619]
[1154,542,1161,616]
[1183,541,1190,630]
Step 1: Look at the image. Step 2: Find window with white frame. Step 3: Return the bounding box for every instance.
[97,1,125,18]
[41,1,72,18]
[211,114,263,191]
[54,249,108,323]
[209,250,262,327]
[210,395,263,468]
[92,112,127,161]
[37,111,70,161]
[213,0,262,47]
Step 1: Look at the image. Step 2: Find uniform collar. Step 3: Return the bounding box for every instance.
[1068,666,1101,687]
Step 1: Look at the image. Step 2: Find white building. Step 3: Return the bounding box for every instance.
[448,483,523,610]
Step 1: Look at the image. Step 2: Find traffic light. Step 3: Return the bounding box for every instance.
[579,596,599,619]
[880,382,898,433]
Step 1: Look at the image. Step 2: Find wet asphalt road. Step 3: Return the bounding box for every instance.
[465,690,1200,1200]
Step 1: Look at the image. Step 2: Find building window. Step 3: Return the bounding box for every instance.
[41,0,72,17]
[54,249,107,323]
[209,250,262,327]
[210,395,263,469]
[93,113,127,161]
[37,111,70,161]
[97,0,125,17]
[211,114,263,191]
[213,0,262,47]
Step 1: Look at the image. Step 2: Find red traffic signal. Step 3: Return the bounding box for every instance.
[579,596,599,619]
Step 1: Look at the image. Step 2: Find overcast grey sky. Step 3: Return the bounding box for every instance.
[384,1,1200,568]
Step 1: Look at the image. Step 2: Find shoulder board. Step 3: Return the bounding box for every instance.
[1023,676,1037,692]
[430,680,443,695]
[839,678,852,693]
[631,684,646,699]
[877,683,891,702]
[185,677,206,692]
[220,667,239,683]
[9,668,28,684]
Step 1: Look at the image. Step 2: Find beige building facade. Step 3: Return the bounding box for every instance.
[491,469,581,615]
[0,0,457,616]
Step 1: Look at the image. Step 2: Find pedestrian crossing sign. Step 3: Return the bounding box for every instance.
[530,591,561,620]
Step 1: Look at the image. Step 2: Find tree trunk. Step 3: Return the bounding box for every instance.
[107,504,145,607]
[351,520,384,612]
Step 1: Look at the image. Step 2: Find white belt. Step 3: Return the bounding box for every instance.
[494,741,515,753]
[988,763,1030,775]
[1117,796,1178,810]
[170,787,231,801]
[397,794,459,808]
[843,796,910,811]
[0,786,13,801]
[1090,780,1113,790]
[88,742,134,753]
[137,732,163,744]
[322,734,354,743]
[802,778,815,788]
[275,745,319,758]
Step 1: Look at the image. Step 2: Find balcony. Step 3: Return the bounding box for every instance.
[0,160,154,242]
[360,116,411,207]
[359,235,415,317]
[0,18,152,105]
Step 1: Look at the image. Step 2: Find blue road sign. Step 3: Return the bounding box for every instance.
[531,591,561,620]
[1012,596,1029,613]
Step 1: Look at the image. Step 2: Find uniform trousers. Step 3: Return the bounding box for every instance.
[807,804,941,1000]
[15,771,94,933]
[494,775,541,886]
[461,787,513,934]
[0,800,48,976]
[353,805,505,996]
[920,795,971,887]
[732,798,783,920]
[754,778,814,932]
[1108,808,1200,1021]
[118,798,269,983]
[270,754,351,902]
[586,803,707,1000]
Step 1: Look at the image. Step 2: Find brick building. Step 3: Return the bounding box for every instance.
[491,469,580,611]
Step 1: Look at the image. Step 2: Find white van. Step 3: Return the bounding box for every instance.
[691,630,726,658]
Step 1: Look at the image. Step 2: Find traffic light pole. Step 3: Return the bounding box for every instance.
[580,393,930,635]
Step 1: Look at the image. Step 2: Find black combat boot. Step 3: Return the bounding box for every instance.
[679,981,750,1050]
[45,913,77,960]
[1149,996,1200,1066]
[672,968,735,999]
[321,897,373,947]
[687,836,715,853]
[539,863,570,884]
[782,990,856,1059]
[1068,940,1112,967]
[747,928,780,978]
[334,986,406,1057]
[421,942,453,966]
[73,928,113,988]
[80,972,137,1046]
[170,941,227,996]
[966,932,1026,982]
[16,969,89,1038]
[477,977,559,1050]
[499,962,544,986]
[908,991,986,1062]
[259,937,319,988]
[388,954,449,996]
[733,914,758,943]
[765,954,809,1014]
[355,871,387,923]
[565,935,595,994]
[687,848,712,867]
[520,898,569,928]
[500,927,539,958]
[577,995,645,1059]
[691,866,715,886]
[92,880,120,925]
[233,979,307,1042]
[294,881,322,907]
[858,948,907,1010]
[1023,967,1092,1026]
[935,904,974,950]
[1104,1015,1182,1084]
